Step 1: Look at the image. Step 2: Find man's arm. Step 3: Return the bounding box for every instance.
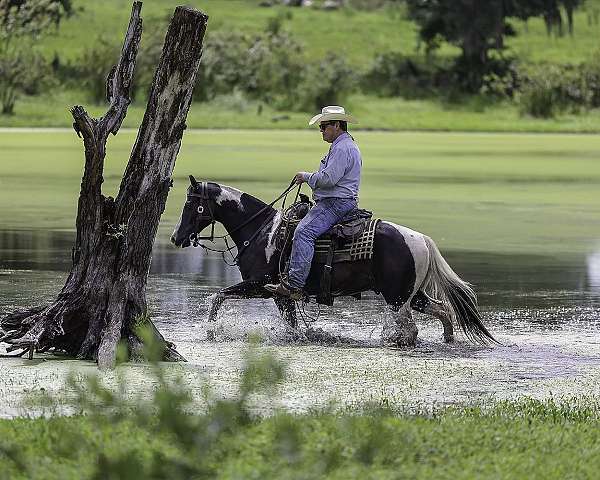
[297,147,349,189]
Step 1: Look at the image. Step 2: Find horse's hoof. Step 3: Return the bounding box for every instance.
[305,327,339,345]
[206,329,216,340]
[443,334,454,343]
[382,333,417,347]
[285,327,306,342]
[382,325,418,347]
[394,337,417,347]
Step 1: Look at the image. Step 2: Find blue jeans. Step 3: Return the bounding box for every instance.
[287,197,357,289]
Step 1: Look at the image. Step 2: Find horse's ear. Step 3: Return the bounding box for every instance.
[189,175,199,188]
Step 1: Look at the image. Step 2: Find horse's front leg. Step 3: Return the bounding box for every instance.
[208,293,225,322]
[273,296,298,329]
[207,280,271,322]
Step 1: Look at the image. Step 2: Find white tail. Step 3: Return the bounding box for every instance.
[421,235,496,344]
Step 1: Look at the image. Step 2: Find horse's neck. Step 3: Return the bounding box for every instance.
[215,188,275,247]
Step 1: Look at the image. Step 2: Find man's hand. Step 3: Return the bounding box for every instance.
[294,172,307,185]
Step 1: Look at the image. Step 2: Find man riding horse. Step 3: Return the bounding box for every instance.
[265,105,362,300]
[171,110,497,344]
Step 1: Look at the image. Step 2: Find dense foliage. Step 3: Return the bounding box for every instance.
[0,0,71,113]
[404,0,586,90]
[67,12,354,112]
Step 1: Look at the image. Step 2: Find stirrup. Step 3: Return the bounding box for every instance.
[264,282,304,301]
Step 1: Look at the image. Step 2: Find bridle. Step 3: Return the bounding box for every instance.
[186,180,299,265]
[187,181,217,241]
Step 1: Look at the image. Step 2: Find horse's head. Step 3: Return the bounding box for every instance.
[171,175,218,248]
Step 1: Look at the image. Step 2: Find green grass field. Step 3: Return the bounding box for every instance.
[35,0,600,68]
[4,0,600,131]
[1,129,598,256]
[2,398,600,479]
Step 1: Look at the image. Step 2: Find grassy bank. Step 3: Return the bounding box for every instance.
[8,91,600,132]
[1,398,600,479]
[1,130,598,256]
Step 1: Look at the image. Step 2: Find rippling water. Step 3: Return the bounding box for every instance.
[0,229,599,417]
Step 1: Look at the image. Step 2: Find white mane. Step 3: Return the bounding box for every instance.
[265,210,282,263]
[215,185,244,211]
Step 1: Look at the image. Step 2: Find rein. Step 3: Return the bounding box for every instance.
[188,180,299,265]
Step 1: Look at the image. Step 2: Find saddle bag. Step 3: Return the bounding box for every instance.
[330,208,373,240]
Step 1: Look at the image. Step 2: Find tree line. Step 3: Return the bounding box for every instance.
[404,0,586,91]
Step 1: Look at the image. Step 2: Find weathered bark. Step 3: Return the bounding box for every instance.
[0,2,208,369]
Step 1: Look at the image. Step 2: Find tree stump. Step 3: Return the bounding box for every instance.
[0,2,208,369]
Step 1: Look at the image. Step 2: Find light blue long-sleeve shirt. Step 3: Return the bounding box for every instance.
[301,132,362,201]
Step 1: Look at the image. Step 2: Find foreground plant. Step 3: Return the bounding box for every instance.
[1,336,600,479]
[56,336,286,479]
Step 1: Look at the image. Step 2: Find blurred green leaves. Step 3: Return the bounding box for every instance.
[3,364,600,479]
[48,335,288,479]
[0,0,67,114]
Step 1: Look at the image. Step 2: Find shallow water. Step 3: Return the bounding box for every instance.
[0,229,599,417]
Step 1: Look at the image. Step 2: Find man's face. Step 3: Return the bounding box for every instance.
[319,121,341,143]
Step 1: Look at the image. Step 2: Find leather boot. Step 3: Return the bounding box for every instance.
[264,281,304,301]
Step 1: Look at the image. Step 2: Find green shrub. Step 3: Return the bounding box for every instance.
[518,81,559,118]
[0,50,52,114]
[73,37,121,104]
[193,31,253,102]
[58,33,157,105]
[191,29,358,113]
[191,27,307,110]
[480,65,519,99]
[210,89,254,113]
[517,63,591,118]
[578,52,600,108]
[295,52,356,111]
[62,339,286,479]
[63,13,356,114]
[243,30,305,109]
[363,51,436,97]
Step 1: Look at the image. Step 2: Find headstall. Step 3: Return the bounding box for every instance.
[187,181,216,241]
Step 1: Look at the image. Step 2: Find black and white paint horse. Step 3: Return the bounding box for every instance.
[171,176,496,346]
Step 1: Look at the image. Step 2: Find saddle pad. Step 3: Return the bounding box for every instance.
[313,219,379,264]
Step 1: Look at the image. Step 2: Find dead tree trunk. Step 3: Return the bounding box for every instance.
[0,2,208,369]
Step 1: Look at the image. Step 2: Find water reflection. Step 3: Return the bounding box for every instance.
[0,229,597,308]
[0,229,240,284]
[587,249,600,293]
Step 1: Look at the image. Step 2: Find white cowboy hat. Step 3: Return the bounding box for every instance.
[308,105,357,126]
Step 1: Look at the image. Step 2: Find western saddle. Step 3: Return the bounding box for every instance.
[277,196,378,305]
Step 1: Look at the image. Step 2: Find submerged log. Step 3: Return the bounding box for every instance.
[0,2,208,369]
